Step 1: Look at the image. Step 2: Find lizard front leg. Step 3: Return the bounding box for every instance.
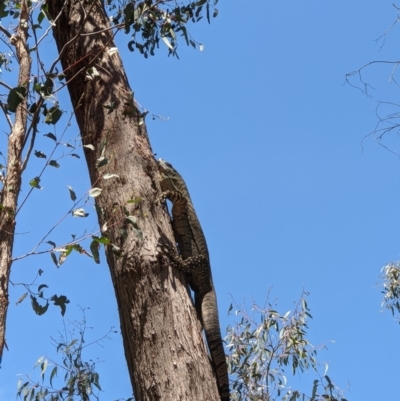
[156,189,187,206]
[159,243,209,277]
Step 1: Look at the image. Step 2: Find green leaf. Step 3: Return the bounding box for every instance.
[37,10,45,25]
[127,197,142,204]
[30,295,49,316]
[0,1,8,18]
[90,234,107,247]
[103,101,117,112]
[40,3,51,22]
[324,375,332,387]
[16,292,28,305]
[310,379,319,401]
[97,157,109,168]
[51,295,70,316]
[58,250,68,266]
[40,359,48,379]
[7,86,27,113]
[45,105,62,124]
[38,284,49,292]
[91,372,102,390]
[34,150,47,159]
[72,208,89,217]
[103,173,119,179]
[50,366,58,387]
[44,133,57,141]
[40,78,54,97]
[179,25,189,46]
[90,239,100,264]
[89,187,102,197]
[50,252,58,267]
[162,36,173,50]
[49,160,60,168]
[126,216,143,239]
[128,40,135,52]
[29,176,42,189]
[67,185,76,201]
[29,102,38,113]
[64,245,73,258]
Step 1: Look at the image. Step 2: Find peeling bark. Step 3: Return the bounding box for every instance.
[46,1,221,400]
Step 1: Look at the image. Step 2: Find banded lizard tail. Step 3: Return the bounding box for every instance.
[157,159,230,401]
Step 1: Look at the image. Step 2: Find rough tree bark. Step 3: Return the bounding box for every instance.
[0,1,31,362]
[46,1,222,400]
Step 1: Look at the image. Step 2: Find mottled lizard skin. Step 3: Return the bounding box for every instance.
[157,159,230,401]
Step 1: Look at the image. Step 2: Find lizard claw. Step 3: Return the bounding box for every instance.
[155,193,167,206]
[157,241,181,265]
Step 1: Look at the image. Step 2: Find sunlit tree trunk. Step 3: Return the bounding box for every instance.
[0,1,31,362]
[46,1,221,400]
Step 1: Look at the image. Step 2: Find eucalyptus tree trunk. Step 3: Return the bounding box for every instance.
[46,1,221,400]
[0,1,31,362]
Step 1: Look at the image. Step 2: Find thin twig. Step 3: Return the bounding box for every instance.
[0,24,11,39]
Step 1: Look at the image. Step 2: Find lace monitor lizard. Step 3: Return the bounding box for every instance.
[157,159,230,401]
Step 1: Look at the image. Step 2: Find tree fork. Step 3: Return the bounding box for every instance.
[46,1,221,400]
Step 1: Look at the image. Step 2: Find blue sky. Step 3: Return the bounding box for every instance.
[1,1,400,400]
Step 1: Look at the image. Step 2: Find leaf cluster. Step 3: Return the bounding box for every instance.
[381,262,400,319]
[16,317,105,401]
[108,0,218,58]
[225,293,348,401]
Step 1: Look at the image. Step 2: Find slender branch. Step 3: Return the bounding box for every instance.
[36,5,65,47]
[374,6,400,51]
[79,21,124,36]
[0,103,13,130]
[46,0,97,77]
[0,80,13,90]
[12,229,101,262]
[17,108,77,213]
[0,24,11,39]
[20,98,45,172]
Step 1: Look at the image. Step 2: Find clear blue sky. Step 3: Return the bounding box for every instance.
[1,1,400,400]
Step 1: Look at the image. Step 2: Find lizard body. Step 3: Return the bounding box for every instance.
[157,159,230,401]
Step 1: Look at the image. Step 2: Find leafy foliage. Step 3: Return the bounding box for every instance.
[225,292,348,401]
[16,313,127,401]
[107,0,218,58]
[13,269,71,316]
[381,262,400,320]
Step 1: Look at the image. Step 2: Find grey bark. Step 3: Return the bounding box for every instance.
[46,1,221,400]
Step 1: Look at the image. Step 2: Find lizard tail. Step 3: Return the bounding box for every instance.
[201,291,230,401]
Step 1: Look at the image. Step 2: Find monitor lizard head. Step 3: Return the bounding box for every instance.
[157,158,190,196]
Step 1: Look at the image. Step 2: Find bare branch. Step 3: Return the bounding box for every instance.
[0,24,11,39]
